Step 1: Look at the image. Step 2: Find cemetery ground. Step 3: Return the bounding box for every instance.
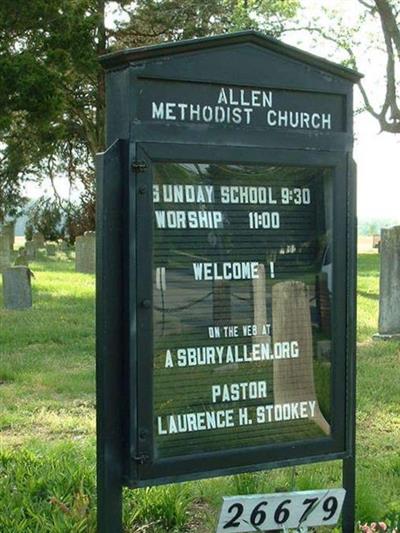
[0,251,399,532]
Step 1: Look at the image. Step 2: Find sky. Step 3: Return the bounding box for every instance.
[25,0,400,221]
[282,0,400,221]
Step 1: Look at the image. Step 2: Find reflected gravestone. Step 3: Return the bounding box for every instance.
[59,240,69,252]
[32,232,45,250]
[25,241,36,260]
[272,280,330,435]
[2,266,33,310]
[2,222,15,251]
[75,231,96,274]
[374,226,400,339]
[316,273,331,336]
[0,234,11,272]
[372,234,381,250]
[46,243,57,256]
[252,263,269,344]
[14,248,29,267]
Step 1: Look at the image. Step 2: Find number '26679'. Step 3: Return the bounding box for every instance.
[217,490,346,532]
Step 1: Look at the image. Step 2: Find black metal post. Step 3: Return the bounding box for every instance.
[97,468,123,533]
[342,455,356,533]
[342,157,357,533]
[96,140,125,533]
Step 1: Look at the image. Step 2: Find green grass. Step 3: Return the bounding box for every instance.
[1,252,399,531]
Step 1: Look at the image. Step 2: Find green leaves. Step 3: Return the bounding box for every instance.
[0,0,301,222]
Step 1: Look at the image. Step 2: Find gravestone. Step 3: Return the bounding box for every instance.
[2,222,15,251]
[2,266,33,310]
[32,232,45,250]
[25,241,36,260]
[272,280,330,435]
[46,243,57,256]
[372,233,381,251]
[375,226,400,339]
[252,263,269,344]
[14,248,29,266]
[316,273,331,336]
[0,234,11,272]
[59,240,69,252]
[317,340,332,360]
[75,231,96,273]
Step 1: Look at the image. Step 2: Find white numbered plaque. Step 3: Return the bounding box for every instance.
[217,488,346,532]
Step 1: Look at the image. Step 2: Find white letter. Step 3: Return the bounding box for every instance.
[158,416,167,435]
[266,110,277,126]
[165,350,174,368]
[218,88,228,105]
[193,263,203,280]
[212,385,221,403]
[165,102,176,120]
[155,211,166,229]
[152,102,164,119]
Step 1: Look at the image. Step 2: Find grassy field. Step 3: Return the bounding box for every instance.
[1,252,400,532]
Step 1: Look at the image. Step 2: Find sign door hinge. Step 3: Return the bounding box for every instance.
[133,453,150,464]
[131,160,147,173]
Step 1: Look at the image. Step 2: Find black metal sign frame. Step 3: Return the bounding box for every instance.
[96,139,356,531]
[129,142,351,486]
[96,30,359,533]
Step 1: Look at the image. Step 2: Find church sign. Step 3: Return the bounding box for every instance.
[96,31,360,533]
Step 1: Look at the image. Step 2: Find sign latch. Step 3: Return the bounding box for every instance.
[131,160,147,172]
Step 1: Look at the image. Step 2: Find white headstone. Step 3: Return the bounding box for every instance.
[272,280,330,436]
[75,231,96,274]
[377,226,400,337]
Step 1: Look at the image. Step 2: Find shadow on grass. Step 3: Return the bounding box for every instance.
[29,253,76,273]
[358,290,379,301]
[358,253,380,277]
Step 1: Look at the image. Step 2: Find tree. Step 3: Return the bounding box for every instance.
[0,0,300,230]
[283,0,400,134]
[0,0,108,229]
[114,0,299,47]
[0,176,27,224]
[25,197,64,242]
[357,0,400,133]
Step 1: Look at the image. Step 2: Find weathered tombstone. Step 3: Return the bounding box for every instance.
[252,263,270,344]
[2,266,33,310]
[2,222,15,251]
[272,280,330,435]
[0,233,11,272]
[25,241,36,260]
[374,226,400,339]
[75,231,96,273]
[59,240,69,252]
[46,243,57,256]
[14,248,29,266]
[32,232,45,250]
[316,272,331,336]
[372,233,381,251]
[317,339,332,360]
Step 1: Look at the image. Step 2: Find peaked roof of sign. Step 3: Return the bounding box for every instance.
[99,30,362,82]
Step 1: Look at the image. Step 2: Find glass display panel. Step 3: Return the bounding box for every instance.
[152,163,333,460]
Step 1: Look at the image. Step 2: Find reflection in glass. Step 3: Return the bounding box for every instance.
[152,163,333,459]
